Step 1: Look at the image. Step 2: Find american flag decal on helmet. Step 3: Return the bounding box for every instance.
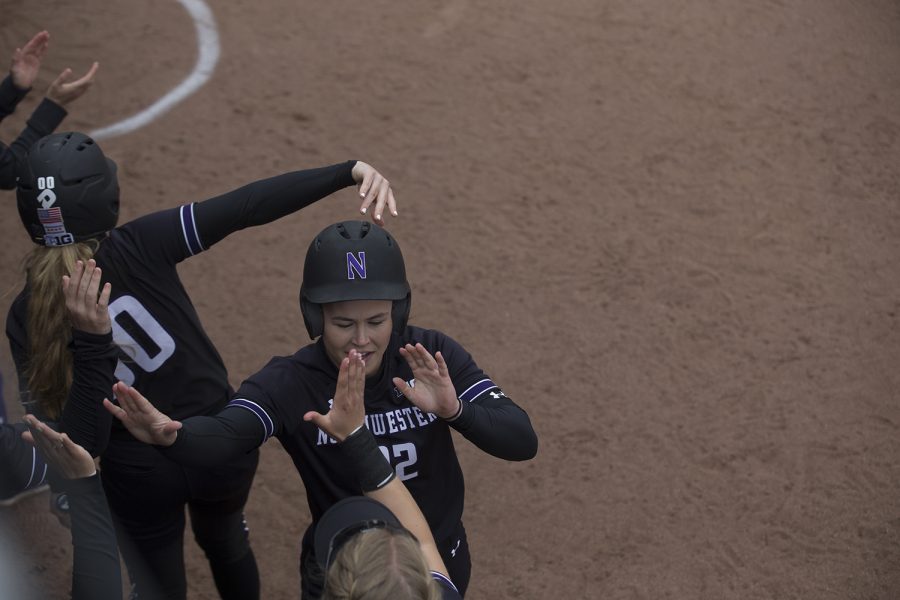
[38,207,74,245]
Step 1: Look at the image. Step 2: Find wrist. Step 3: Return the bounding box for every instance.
[441,398,463,422]
[339,426,395,492]
[340,423,365,443]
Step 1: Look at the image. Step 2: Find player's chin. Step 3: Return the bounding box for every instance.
[362,354,383,376]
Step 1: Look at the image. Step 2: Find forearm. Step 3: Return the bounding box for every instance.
[0,75,28,120]
[0,97,66,190]
[61,331,119,457]
[66,475,122,600]
[339,426,449,576]
[0,423,48,496]
[160,406,264,467]
[193,161,356,248]
[368,478,448,575]
[448,394,538,461]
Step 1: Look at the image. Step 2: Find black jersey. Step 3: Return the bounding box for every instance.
[7,162,358,462]
[228,326,535,542]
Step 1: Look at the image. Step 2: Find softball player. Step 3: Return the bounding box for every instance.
[9,133,397,600]
[310,349,462,599]
[105,220,538,598]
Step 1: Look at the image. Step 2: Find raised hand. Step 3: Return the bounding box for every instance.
[351,161,398,227]
[303,350,366,441]
[46,61,99,107]
[103,382,181,447]
[21,414,96,480]
[63,259,111,334]
[10,31,50,90]
[392,343,461,419]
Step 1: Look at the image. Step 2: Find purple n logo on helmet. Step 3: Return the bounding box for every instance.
[347,251,367,280]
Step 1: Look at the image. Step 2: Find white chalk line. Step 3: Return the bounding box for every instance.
[89,0,219,141]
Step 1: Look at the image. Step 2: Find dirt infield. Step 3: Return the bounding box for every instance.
[2,0,900,598]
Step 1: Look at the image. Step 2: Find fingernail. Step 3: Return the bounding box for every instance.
[392,210,398,216]
[361,207,367,214]
[375,214,381,220]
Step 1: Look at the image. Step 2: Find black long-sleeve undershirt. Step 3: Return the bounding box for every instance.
[0,75,67,189]
[193,160,356,249]
[61,330,120,457]
[162,406,264,467]
[160,392,537,468]
[65,474,122,600]
[449,393,538,461]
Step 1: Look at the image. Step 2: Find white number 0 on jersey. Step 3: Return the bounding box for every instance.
[108,295,176,386]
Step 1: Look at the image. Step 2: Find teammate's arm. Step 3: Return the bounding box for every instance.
[0,32,97,190]
[0,74,67,189]
[22,415,122,600]
[304,350,453,581]
[58,261,118,457]
[0,422,48,498]
[191,160,396,249]
[103,382,265,467]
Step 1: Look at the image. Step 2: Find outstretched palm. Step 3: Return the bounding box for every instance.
[103,382,181,446]
[392,344,459,419]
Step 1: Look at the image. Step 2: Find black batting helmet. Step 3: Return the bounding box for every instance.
[300,220,411,339]
[16,132,119,246]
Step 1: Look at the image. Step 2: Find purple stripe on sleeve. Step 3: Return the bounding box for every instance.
[459,378,497,403]
[431,571,460,594]
[179,204,205,255]
[227,398,275,441]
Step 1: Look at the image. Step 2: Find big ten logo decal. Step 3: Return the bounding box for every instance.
[379,442,418,481]
[108,295,176,386]
[346,251,366,280]
[37,176,57,208]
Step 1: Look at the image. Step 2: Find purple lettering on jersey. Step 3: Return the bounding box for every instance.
[346,251,366,280]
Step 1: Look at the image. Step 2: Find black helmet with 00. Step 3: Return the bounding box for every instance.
[16,132,119,246]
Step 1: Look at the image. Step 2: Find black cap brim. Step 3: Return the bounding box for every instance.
[314,496,403,569]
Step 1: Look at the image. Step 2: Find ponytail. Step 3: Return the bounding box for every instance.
[23,241,98,420]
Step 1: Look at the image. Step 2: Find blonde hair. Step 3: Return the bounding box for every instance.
[23,241,98,420]
[323,528,442,600]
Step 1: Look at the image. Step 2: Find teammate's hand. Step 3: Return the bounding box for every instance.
[63,259,112,335]
[21,414,96,480]
[103,382,182,447]
[392,344,460,419]
[351,161,397,227]
[303,350,366,441]
[9,31,49,90]
[46,61,99,107]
